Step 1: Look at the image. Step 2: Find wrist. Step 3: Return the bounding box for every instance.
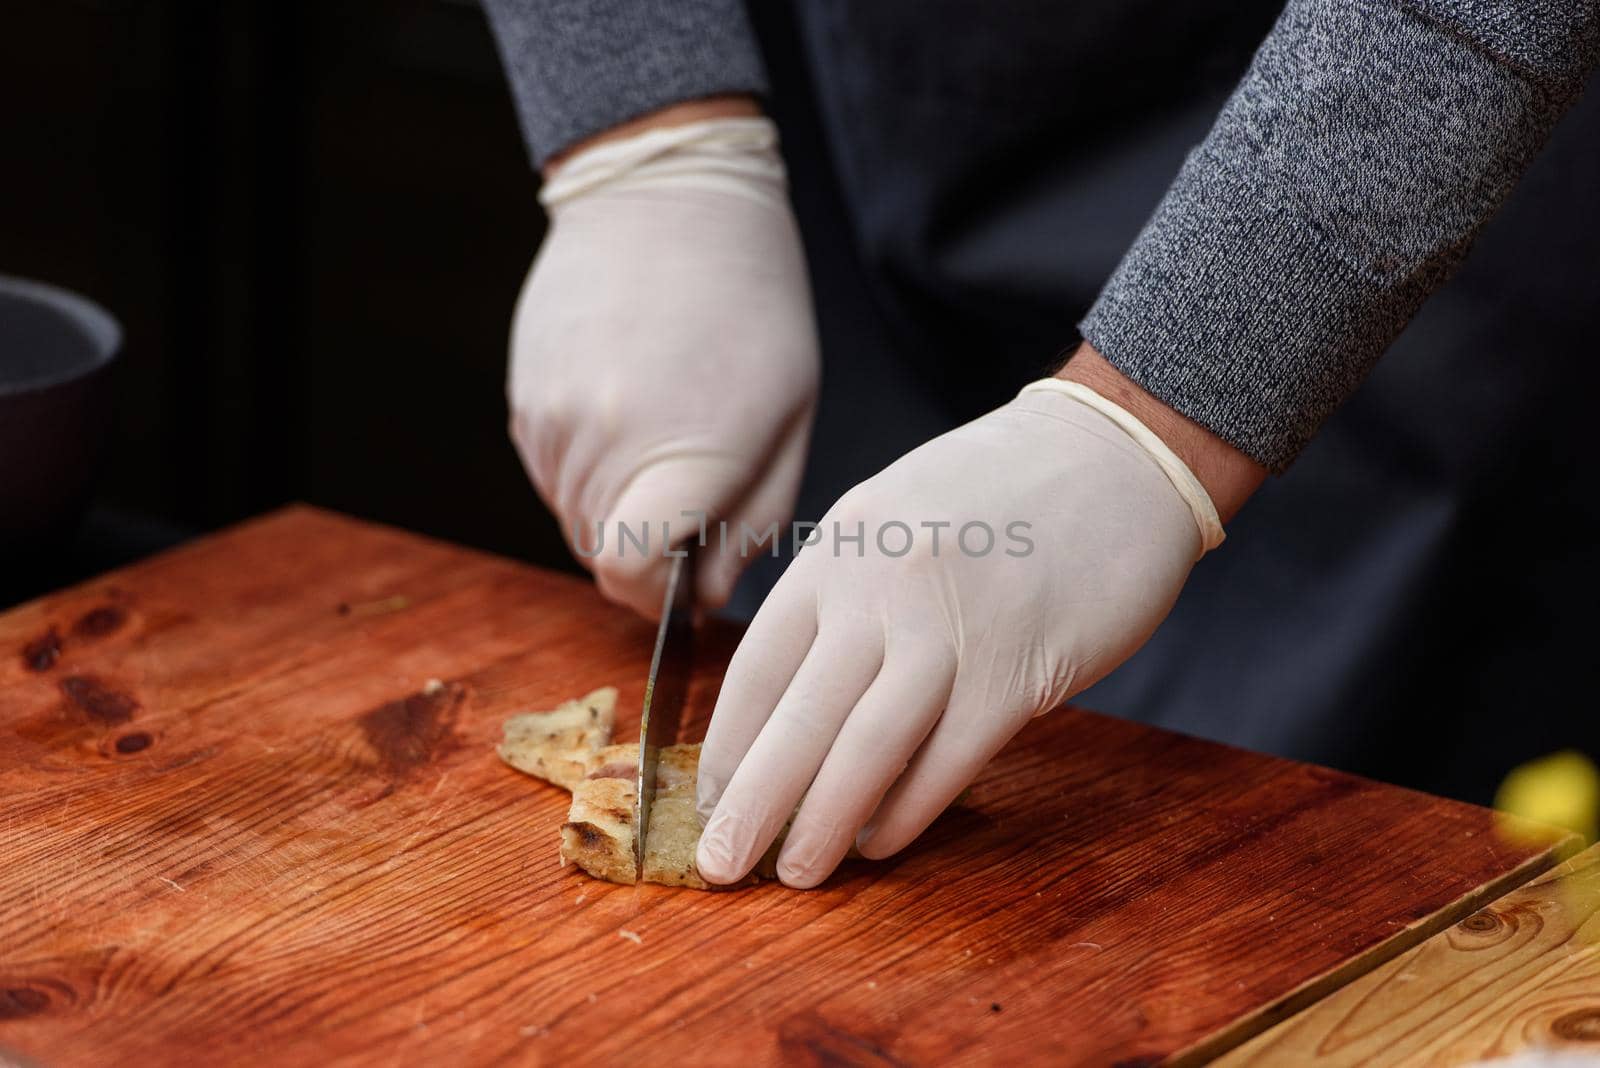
[1057,341,1265,523]
[543,94,763,181]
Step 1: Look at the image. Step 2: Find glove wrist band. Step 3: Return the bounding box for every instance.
[539,116,788,210]
[1018,378,1226,553]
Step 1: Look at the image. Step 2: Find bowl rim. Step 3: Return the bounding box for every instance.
[0,273,123,397]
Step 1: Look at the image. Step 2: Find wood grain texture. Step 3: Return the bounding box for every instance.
[1217,843,1600,1067]
[0,506,1574,1066]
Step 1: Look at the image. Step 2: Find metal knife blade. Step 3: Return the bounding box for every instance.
[633,545,696,880]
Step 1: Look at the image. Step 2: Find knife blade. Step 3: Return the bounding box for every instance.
[634,545,696,880]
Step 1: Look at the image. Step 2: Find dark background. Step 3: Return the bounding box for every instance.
[2,0,564,602]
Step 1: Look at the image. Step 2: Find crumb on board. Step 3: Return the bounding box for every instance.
[574,893,586,906]
[618,929,643,945]
[423,678,445,695]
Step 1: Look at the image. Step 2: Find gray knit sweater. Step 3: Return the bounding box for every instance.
[483,0,1599,471]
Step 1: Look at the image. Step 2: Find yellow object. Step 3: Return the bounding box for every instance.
[1493,749,1600,846]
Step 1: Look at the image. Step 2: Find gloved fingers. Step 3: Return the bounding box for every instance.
[696,419,811,609]
[775,649,955,888]
[695,622,883,884]
[694,565,818,822]
[593,456,746,620]
[854,690,1035,861]
[508,400,620,579]
[507,408,569,533]
[590,543,671,621]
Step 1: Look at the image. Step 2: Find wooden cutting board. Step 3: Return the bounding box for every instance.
[0,506,1572,1066]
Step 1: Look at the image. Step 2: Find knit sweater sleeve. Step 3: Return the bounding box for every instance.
[481,0,768,169]
[1079,0,1600,471]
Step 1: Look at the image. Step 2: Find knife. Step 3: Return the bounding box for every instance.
[633,544,696,880]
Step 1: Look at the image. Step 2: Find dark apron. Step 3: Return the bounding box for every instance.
[739,1,1600,804]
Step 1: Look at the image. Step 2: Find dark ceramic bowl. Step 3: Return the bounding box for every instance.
[0,275,122,554]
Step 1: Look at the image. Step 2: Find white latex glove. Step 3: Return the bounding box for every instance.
[509,118,819,617]
[694,379,1226,887]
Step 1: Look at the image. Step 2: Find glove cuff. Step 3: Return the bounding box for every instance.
[1018,378,1226,553]
[538,117,788,211]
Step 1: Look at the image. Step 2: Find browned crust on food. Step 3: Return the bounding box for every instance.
[559,773,638,885]
[560,822,636,884]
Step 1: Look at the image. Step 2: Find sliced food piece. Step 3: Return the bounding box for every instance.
[498,691,784,890]
[560,769,638,885]
[497,686,618,789]
[560,742,717,889]
[642,744,707,888]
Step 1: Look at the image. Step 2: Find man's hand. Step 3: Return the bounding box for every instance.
[694,351,1262,887]
[509,100,819,617]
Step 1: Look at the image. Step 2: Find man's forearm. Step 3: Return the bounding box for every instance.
[483,0,768,170]
[1079,0,1600,473]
